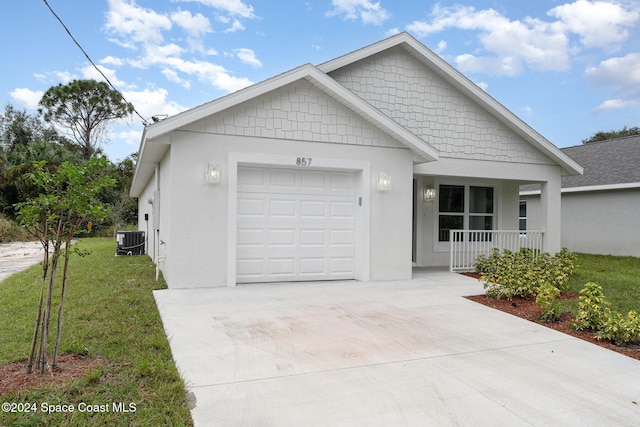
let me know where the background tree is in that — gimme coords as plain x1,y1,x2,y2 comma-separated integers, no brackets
0,105,81,218
582,126,640,144
39,80,134,160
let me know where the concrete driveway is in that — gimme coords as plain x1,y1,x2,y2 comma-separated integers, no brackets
154,269,640,426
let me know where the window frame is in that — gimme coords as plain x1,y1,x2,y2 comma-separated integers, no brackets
435,182,498,246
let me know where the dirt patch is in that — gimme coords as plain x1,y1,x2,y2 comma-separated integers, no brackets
464,273,640,361
0,354,103,395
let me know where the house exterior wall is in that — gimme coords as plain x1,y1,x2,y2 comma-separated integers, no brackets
156,130,414,288
523,189,640,257
329,47,555,165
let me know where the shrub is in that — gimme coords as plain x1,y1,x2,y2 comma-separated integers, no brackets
536,282,561,322
476,247,576,300
594,311,640,344
0,214,33,243
572,282,611,331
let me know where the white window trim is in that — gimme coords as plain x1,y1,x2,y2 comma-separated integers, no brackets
433,179,499,252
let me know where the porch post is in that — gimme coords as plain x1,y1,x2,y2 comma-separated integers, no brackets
540,173,562,254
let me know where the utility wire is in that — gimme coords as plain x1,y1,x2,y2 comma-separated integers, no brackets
42,0,149,125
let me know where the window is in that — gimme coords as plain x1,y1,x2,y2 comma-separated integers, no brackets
438,184,495,242
519,200,527,231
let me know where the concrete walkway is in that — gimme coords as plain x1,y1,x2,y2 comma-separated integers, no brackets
154,269,640,426
0,241,45,282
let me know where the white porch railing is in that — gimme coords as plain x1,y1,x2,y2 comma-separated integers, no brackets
449,230,545,272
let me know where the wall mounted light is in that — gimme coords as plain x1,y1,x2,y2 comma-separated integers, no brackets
377,173,391,191
423,186,436,201
206,163,221,184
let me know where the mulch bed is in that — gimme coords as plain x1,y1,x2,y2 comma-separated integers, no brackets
0,354,103,395
463,273,640,361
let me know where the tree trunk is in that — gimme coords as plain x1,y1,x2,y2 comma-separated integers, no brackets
53,233,74,368
39,219,63,374
26,236,49,374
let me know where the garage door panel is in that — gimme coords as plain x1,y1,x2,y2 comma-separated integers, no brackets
269,199,297,217
330,201,355,218
300,229,325,246
268,229,296,246
237,228,264,246
237,166,356,283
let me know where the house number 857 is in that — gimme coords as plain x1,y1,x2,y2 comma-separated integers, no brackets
296,157,312,166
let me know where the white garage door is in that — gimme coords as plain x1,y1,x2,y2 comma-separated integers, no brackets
237,166,357,283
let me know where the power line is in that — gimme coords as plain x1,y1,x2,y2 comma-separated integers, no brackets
42,0,149,125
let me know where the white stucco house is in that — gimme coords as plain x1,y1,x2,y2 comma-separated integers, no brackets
130,32,582,288
521,135,640,257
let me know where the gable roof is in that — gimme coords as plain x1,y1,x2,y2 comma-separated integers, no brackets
132,32,583,197
319,32,583,177
131,62,439,197
521,135,640,193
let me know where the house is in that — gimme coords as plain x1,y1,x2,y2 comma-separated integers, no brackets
130,32,582,288
520,135,640,257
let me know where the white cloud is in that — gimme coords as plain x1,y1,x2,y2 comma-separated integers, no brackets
585,52,640,112
405,1,640,76
327,0,391,25
548,0,639,49
171,9,212,37
162,68,192,89
10,88,43,109
101,56,125,67
592,98,639,113
585,52,640,89
122,87,188,120
163,58,253,93
406,5,570,75
235,48,262,68
223,19,245,33
435,40,447,54
105,0,172,47
80,64,132,89
177,0,255,19
117,129,143,146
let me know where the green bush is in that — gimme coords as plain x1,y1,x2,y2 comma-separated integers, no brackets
476,247,576,300
594,311,640,344
536,282,561,322
573,282,611,331
573,282,640,344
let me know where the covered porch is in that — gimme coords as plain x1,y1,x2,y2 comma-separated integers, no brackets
412,158,563,272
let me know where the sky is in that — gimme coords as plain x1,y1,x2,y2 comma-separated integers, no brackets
1,0,639,161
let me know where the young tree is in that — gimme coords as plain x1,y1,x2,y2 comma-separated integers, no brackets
16,158,115,374
39,80,135,160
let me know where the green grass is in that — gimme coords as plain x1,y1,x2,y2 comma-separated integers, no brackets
0,238,192,426
560,253,640,315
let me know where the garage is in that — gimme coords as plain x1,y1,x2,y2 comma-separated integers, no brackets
236,166,357,283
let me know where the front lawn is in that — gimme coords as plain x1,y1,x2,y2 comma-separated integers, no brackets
565,253,640,314
0,238,192,426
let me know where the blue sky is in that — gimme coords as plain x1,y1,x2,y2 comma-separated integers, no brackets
1,0,639,161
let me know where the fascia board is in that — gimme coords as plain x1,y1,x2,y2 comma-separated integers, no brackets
519,182,640,197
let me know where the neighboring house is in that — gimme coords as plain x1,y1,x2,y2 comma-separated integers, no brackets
130,32,582,288
521,135,640,257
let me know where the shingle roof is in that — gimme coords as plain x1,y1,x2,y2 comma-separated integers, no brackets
560,135,640,188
